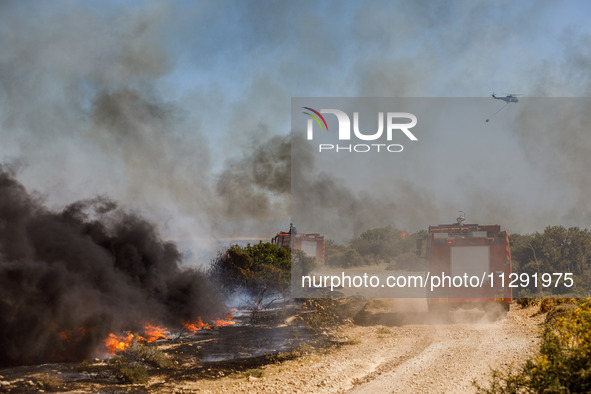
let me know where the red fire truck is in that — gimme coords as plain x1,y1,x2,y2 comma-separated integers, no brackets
272,223,325,265
427,213,512,313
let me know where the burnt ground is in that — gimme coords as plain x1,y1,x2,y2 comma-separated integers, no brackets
0,303,346,393
0,299,543,393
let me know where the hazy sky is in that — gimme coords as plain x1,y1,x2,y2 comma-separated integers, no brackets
1,1,591,257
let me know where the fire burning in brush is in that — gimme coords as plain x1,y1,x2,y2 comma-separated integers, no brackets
213,313,236,328
103,314,236,355
143,323,169,342
183,314,236,333
104,333,135,354
0,170,226,367
183,317,211,333
103,323,170,355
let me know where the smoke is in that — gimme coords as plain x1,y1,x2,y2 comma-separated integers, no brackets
2,2,591,368
214,134,291,233
511,98,591,227
2,2,591,245
288,134,442,240
210,132,441,241
0,2,218,251
0,170,224,367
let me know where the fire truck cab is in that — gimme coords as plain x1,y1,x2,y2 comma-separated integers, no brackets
427,214,512,313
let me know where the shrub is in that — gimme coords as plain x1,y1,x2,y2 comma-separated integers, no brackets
121,337,174,369
326,246,364,268
475,299,591,393
544,303,579,325
538,297,576,314
37,374,63,391
104,335,174,384
117,364,149,384
376,326,392,335
242,368,265,378
77,359,93,372
298,298,340,332
107,356,149,384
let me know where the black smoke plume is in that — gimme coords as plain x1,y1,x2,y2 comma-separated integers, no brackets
0,170,224,367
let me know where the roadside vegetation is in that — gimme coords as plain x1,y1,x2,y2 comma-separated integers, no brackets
475,298,591,393
297,298,341,332
509,226,591,297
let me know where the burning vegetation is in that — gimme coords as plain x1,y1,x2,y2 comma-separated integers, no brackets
0,166,328,388
0,170,226,367
102,315,236,356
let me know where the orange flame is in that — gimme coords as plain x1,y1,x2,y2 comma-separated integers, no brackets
143,323,169,342
184,314,235,332
213,313,235,327
184,316,211,333
103,313,236,354
103,322,171,355
104,333,134,354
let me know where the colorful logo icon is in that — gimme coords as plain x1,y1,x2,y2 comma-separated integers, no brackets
302,107,328,131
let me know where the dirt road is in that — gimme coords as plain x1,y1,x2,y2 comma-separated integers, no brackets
0,300,542,393
192,300,543,393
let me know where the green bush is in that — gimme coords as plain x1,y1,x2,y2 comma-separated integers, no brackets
298,298,340,332
121,337,174,369
376,326,392,335
242,368,265,378
350,227,410,260
538,297,576,314
107,356,149,384
475,299,591,393
544,303,579,325
326,247,364,267
117,363,149,384
209,242,297,308
104,335,174,384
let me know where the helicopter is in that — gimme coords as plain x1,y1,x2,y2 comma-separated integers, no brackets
486,92,521,122
491,93,520,103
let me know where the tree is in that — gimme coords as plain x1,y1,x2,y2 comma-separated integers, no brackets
209,242,314,308
324,240,364,267
325,229,427,268
510,226,591,296
349,226,410,262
